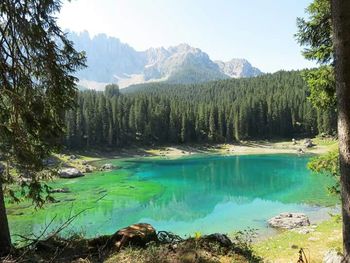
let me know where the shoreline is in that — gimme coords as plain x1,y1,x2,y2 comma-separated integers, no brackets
7,137,340,262
58,137,340,242
65,138,337,164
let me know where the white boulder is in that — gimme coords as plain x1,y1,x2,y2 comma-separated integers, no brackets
58,168,84,178
323,250,344,263
268,212,310,229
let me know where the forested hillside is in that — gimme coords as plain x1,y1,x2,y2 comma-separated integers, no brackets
64,71,336,149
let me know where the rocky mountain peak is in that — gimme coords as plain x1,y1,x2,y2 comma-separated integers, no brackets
215,58,262,78
68,31,263,89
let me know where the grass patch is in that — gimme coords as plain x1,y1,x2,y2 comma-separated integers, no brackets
312,137,338,148
253,216,342,262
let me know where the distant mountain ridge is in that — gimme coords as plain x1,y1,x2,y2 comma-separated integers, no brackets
215,59,262,78
68,31,263,89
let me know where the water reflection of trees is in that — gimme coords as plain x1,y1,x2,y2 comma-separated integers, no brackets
10,155,335,238
127,155,334,221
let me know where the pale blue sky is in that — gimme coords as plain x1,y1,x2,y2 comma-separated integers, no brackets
58,0,316,73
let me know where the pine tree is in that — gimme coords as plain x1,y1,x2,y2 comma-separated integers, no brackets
0,0,85,253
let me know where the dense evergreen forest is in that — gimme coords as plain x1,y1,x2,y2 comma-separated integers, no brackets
64,71,336,149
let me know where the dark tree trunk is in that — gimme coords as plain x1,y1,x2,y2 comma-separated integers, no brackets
0,180,11,256
331,0,350,259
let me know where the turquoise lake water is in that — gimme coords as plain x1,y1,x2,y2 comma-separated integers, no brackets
9,154,338,240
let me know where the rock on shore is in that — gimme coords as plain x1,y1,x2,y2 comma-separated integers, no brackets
268,212,310,229
323,250,344,263
89,223,157,250
58,168,84,178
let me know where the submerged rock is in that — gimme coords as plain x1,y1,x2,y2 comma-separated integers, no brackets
62,198,76,202
100,163,116,171
58,168,84,178
268,212,310,229
49,188,70,193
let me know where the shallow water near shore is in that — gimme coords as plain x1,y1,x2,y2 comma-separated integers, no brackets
9,154,338,242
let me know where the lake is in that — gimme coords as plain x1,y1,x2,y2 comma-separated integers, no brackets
8,154,338,241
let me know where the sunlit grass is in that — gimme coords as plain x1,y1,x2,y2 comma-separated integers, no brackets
253,216,342,262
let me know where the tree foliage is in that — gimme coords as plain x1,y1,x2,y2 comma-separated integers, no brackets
301,66,336,109
308,150,340,194
0,0,86,204
296,0,340,193
296,0,335,109
296,0,333,64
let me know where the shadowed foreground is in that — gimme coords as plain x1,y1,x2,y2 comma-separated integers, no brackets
1,223,261,263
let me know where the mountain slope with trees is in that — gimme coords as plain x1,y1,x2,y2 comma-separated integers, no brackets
64,70,336,149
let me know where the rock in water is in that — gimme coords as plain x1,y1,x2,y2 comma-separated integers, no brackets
323,250,344,263
112,223,157,249
49,188,70,193
82,164,94,173
58,168,84,178
268,212,310,229
100,163,115,171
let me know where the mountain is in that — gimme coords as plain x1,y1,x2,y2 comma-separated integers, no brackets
68,31,263,89
143,44,228,84
215,59,262,78
68,31,145,84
